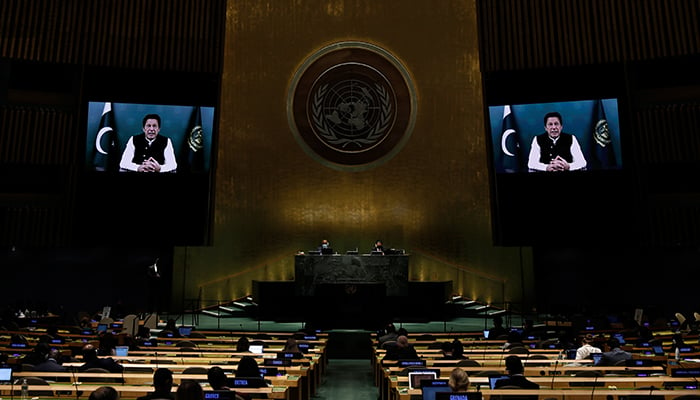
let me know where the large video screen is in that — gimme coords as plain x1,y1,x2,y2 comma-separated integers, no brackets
85,102,215,173
488,99,622,174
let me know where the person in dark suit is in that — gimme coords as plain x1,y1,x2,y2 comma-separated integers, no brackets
384,335,419,360
34,348,67,372
487,315,509,339
378,323,398,348
494,355,539,389
207,366,230,390
527,111,587,172
137,368,174,400
119,113,177,173
78,344,124,373
372,240,385,254
599,337,632,366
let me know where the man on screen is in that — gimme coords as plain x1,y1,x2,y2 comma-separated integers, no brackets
527,111,586,172
119,113,177,172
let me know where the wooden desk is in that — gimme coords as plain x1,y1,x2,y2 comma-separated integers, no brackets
378,365,667,400
0,384,289,399
294,254,409,296
13,372,301,400
395,388,700,400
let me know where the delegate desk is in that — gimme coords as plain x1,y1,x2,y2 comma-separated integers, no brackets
14,372,301,400
294,254,409,296
0,384,288,400
395,388,700,400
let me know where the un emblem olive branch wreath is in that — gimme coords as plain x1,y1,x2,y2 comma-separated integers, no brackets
311,83,393,148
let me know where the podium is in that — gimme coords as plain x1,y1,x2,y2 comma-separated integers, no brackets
294,254,409,296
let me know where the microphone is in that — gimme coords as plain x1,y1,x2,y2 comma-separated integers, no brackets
71,366,80,400
550,359,559,389
589,373,599,400
154,351,159,368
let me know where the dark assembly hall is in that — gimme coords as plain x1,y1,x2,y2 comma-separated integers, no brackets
1,1,700,400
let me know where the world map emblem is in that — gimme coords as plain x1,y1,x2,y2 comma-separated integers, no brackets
288,42,417,171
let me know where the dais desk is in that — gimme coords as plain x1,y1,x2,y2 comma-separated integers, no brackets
294,254,409,296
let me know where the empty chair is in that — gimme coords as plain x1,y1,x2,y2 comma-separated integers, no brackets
15,376,54,397
676,313,688,330
182,366,209,383
456,359,481,367
182,366,208,375
122,314,138,337
526,354,550,367
21,363,36,371
536,339,559,349
143,313,158,330
416,334,435,341
83,367,123,383
508,346,529,354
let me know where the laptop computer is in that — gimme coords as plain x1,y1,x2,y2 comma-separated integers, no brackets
249,344,264,354
178,326,193,337
566,348,577,360
591,352,604,366
0,367,12,384
488,374,510,389
96,323,109,333
115,346,129,357
408,371,437,390
435,392,483,400
652,344,664,356
613,333,626,345
420,379,452,400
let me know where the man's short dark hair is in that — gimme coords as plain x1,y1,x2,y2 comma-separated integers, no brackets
505,355,524,374
153,368,173,389
142,114,161,127
543,111,562,125
607,337,621,349
82,345,98,361
88,386,119,400
207,366,227,389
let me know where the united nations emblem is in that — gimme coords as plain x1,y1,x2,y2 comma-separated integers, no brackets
594,118,611,147
288,42,417,171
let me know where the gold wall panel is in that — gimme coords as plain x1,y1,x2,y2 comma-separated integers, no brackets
172,0,534,312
